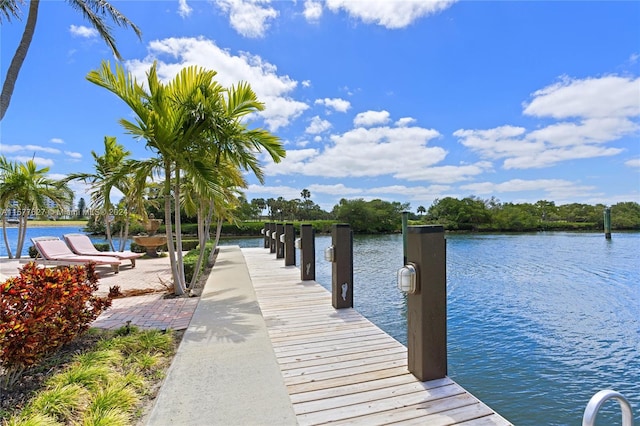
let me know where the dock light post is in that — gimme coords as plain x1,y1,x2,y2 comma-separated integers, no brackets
284,223,296,266
262,223,271,249
269,223,276,254
275,223,284,258
397,225,447,382
327,224,353,309
300,224,315,281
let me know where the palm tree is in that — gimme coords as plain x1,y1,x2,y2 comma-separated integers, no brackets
86,60,285,295
301,188,310,201
0,156,72,258
64,136,132,251
0,0,141,121
417,205,426,216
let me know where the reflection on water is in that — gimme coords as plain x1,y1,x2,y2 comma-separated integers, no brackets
221,232,639,425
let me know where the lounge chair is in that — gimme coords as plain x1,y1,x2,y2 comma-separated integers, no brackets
63,233,142,268
29,236,121,273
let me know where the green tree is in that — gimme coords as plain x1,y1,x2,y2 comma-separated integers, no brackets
0,156,72,258
611,201,640,229
87,61,285,295
0,0,141,121
417,205,426,216
77,197,86,218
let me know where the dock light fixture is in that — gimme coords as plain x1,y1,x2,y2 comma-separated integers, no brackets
272,232,277,240
324,245,335,262
261,228,265,235
397,263,418,294
280,234,285,243
295,238,302,249
266,230,271,237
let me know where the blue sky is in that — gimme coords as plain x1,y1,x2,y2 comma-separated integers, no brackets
1,0,639,212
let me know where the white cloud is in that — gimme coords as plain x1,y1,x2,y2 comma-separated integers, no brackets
178,0,193,18
64,151,83,160
69,25,98,38
302,80,311,88
523,75,640,119
264,125,445,180
215,0,278,38
14,156,54,167
315,97,351,113
303,0,323,22
50,138,64,144
397,162,493,183
353,110,390,127
460,179,599,202
456,74,640,170
126,37,308,131
395,117,416,127
625,158,640,168
1,144,61,155
308,183,363,196
325,0,456,29
305,116,332,134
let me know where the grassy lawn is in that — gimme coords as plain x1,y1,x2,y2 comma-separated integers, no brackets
1,326,180,425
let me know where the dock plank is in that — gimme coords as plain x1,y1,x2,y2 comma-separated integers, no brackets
242,248,512,425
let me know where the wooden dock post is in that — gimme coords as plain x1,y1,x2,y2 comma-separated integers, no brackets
604,207,612,239
300,224,315,281
269,222,276,254
330,224,353,309
406,225,447,381
276,223,284,258
284,223,296,266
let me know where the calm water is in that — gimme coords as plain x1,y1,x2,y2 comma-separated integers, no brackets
221,232,639,425
3,229,638,424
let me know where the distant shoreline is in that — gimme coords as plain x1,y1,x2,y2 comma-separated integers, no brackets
3,220,88,228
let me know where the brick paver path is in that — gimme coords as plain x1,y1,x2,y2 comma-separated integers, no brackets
93,293,199,331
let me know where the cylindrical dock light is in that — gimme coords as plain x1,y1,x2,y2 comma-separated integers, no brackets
300,224,315,281
275,223,284,258
398,225,447,382
604,207,612,239
284,223,295,266
269,222,276,254
329,224,353,309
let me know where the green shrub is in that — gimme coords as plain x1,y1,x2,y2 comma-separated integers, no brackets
28,245,38,258
93,243,111,252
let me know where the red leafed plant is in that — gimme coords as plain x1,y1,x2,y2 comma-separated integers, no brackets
0,262,112,389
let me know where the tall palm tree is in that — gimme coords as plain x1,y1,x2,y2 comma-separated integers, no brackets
0,156,72,258
86,60,285,295
0,0,141,121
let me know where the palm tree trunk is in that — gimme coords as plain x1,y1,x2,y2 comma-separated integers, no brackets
206,201,216,266
15,215,28,259
2,217,14,259
1,0,40,121
173,169,186,289
164,161,185,295
189,203,207,288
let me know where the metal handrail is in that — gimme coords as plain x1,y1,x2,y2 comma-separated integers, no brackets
582,389,634,426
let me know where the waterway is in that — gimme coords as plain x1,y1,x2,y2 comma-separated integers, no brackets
2,228,638,424
221,232,639,425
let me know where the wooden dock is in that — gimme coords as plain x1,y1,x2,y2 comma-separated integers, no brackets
242,248,512,426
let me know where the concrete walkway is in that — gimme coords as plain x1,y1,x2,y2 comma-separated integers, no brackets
146,245,297,426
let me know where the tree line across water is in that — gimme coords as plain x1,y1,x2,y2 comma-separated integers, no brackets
221,195,640,234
